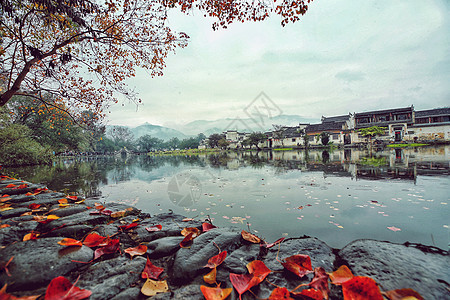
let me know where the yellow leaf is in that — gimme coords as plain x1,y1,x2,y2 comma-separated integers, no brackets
46,215,60,220
0,207,14,212
59,203,70,207
75,199,85,204
141,279,169,296
203,267,217,285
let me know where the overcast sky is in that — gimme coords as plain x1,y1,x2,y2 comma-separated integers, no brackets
107,0,450,128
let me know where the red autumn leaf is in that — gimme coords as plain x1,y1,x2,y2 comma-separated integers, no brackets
341,276,384,300
58,238,82,247
100,209,112,216
202,222,217,232
67,195,78,201
247,260,271,287
124,244,147,258
200,285,232,300
45,276,91,300
329,265,354,285
179,232,194,248
0,224,11,229
118,222,138,231
31,188,48,195
269,287,293,299
229,272,254,300
58,198,68,204
28,203,41,210
241,230,261,243
1,194,10,197
203,267,217,285
281,254,312,278
261,237,285,248
181,227,201,238
93,238,120,260
83,233,105,247
308,267,329,300
292,288,323,300
383,288,424,300
141,257,164,280
5,184,16,188
12,184,28,189
145,225,162,232
204,250,227,268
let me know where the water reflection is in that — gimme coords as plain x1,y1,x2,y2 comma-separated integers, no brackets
6,146,449,249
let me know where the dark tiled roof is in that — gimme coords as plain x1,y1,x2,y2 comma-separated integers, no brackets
355,106,413,117
322,115,350,123
305,122,343,133
415,107,450,117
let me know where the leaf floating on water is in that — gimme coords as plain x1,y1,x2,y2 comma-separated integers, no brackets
387,226,401,232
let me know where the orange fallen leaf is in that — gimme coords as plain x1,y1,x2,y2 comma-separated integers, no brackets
5,184,16,188
205,250,227,268
383,288,424,300
46,215,60,220
241,230,261,243
58,198,68,204
111,210,126,218
83,232,106,247
124,244,147,259
329,265,354,285
0,256,14,277
230,260,271,300
0,224,11,229
0,197,11,203
292,288,323,300
308,267,329,300
58,238,82,247
269,287,293,299
341,276,383,300
181,227,201,238
67,195,78,201
182,217,195,222
281,254,312,278
203,267,217,285
200,285,232,300
141,279,169,296
23,232,40,241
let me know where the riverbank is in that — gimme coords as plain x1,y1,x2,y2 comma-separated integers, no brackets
0,176,448,299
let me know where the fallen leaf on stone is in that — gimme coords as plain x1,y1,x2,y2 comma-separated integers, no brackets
0,197,11,202
94,203,105,211
383,288,424,300
58,199,68,204
141,257,164,280
200,285,232,300
261,237,285,248
0,283,39,299
0,224,11,229
75,199,85,204
202,222,217,232
341,276,383,300
66,195,78,201
181,227,201,238
203,267,217,285
118,222,138,231
45,276,91,300
28,203,41,210
204,250,227,268
179,232,194,248
145,225,162,232
12,184,28,189
93,238,120,260
0,256,14,277
83,232,106,247
58,238,82,247
111,210,127,218
23,232,40,241
329,265,354,285
229,272,254,300
269,287,292,299
281,254,312,278
292,288,323,300
230,260,271,299
182,217,195,222
5,184,16,188
124,244,147,259
46,215,60,220
387,226,401,232
141,278,169,296
241,230,261,243
308,267,329,300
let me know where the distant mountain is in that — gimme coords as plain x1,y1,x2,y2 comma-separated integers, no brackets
178,114,318,135
106,123,187,141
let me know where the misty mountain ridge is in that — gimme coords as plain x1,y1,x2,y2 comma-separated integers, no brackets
107,115,318,140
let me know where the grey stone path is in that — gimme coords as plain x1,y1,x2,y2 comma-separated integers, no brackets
0,177,448,299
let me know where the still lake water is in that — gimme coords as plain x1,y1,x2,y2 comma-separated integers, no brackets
7,146,450,250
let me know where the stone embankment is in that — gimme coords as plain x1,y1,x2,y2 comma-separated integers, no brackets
0,177,448,299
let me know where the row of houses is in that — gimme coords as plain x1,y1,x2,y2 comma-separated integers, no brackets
199,106,450,149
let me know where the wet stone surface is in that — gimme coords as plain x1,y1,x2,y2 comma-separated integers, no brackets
0,177,448,299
